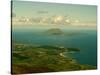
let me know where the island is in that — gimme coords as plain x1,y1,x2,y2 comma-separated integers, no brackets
45,28,64,35
12,44,96,74
45,28,86,36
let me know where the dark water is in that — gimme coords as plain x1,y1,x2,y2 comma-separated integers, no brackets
12,26,97,66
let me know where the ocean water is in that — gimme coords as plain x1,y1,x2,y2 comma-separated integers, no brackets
12,26,97,66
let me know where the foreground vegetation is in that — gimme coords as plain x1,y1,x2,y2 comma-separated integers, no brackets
12,44,96,74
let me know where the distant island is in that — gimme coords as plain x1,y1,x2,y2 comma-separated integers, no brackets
46,28,64,35
45,28,86,36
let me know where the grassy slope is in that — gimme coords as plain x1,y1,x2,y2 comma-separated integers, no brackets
12,44,96,74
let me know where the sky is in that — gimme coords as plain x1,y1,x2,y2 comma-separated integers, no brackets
12,1,97,27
